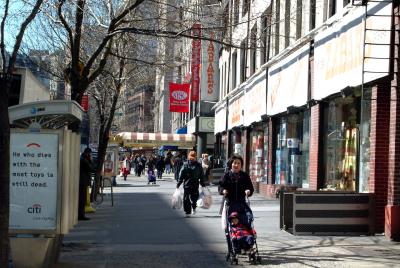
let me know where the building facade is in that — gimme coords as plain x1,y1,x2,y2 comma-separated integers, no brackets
214,0,399,240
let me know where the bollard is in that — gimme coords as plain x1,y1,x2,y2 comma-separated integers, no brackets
85,186,96,213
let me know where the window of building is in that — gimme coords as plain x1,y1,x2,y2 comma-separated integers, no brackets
322,96,360,191
234,0,239,26
242,0,249,17
250,25,257,75
232,51,237,89
263,125,269,183
260,8,272,65
249,125,268,182
325,0,336,21
274,112,309,187
284,0,290,48
310,0,316,30
359,88,371,192
274,0,280,56
240,39,246,84
296,0,303,39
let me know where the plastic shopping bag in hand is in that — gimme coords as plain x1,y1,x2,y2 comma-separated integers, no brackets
221,202,227,230
200,187,212,209
197,187,213,209
171,188,182,209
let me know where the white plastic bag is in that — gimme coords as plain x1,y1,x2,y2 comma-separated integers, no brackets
221,202,227,230
171,188,182,209
197,187,213,209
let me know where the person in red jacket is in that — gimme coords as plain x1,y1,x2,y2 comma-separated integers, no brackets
229,211,256,254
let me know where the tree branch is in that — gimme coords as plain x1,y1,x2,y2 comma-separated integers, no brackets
8,0,44,74
57,0,74,53
0,0,10,76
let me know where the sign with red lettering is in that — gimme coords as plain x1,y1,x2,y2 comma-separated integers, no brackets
169,83,190,113
191,23,201,102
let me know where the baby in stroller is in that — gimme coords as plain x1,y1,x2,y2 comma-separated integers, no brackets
225,202,260,265
228,211,256,254
147,170,156,185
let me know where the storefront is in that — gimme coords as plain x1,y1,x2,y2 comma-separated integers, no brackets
228,93,244,157
266,44,310,189
244,70,268,182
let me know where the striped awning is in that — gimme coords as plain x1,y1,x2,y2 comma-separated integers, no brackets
112,132,195,148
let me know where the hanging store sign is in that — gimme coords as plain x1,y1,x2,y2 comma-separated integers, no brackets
169,83,190,113
200,32,219,102
228,94,244,129
267,44,309,115
10,132,59,230
191,23,202,102
199,117,215,133
244,70,267,126
314,2,392,100
214,106,227,134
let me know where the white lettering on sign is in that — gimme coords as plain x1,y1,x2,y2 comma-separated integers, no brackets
172,90,188,101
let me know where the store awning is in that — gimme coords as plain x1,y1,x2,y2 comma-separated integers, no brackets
175,126,187,134
112,132,195,148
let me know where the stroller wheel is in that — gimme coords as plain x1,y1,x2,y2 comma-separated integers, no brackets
226,253,230,262
230,255,238,265
257,256,262,264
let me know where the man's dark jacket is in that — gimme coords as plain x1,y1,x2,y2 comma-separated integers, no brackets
177,160,206,189
80,157,93,187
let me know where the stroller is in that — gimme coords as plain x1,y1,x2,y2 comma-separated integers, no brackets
147,170,156,185
224,199,261,265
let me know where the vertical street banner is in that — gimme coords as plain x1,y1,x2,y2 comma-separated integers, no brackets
191,23,201,102
81,94,89,111
169,83,190,113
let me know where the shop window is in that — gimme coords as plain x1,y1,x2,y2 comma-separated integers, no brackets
359,89,371,192
322,96,360,191
249,127,266,182
302,110,310,188
263,125,269,183
274,113,306,186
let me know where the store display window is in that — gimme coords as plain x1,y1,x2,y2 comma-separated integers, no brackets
322,96,360,191
359,89,371,192
274,112,309,186
249,126,266,182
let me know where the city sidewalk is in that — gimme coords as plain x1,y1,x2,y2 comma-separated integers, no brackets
56,173,400,268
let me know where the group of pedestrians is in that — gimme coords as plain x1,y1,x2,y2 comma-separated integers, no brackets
79,146,256,262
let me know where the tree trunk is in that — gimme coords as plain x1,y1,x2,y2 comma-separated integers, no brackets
0,78,11,267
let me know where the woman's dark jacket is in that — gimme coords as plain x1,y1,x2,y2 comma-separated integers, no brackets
177,160,206,189
219,170,254,203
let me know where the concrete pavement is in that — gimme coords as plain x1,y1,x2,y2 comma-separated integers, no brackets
56,173,400,268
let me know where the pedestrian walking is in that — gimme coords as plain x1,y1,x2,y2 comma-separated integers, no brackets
176,151,206,217
165,155,172,174
79,148,93,221
219,154,254,204
173,153,183,181
156,155,165,180
201,153,211,185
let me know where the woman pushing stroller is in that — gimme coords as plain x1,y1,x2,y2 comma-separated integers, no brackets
219,155,261,265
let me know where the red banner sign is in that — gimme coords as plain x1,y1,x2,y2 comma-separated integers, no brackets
81,94,88,111
191,23,201,102
169,83,190,113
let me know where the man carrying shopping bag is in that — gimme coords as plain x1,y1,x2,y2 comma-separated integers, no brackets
176,151,206,217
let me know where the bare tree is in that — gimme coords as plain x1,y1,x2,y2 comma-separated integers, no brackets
0,1,45,265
